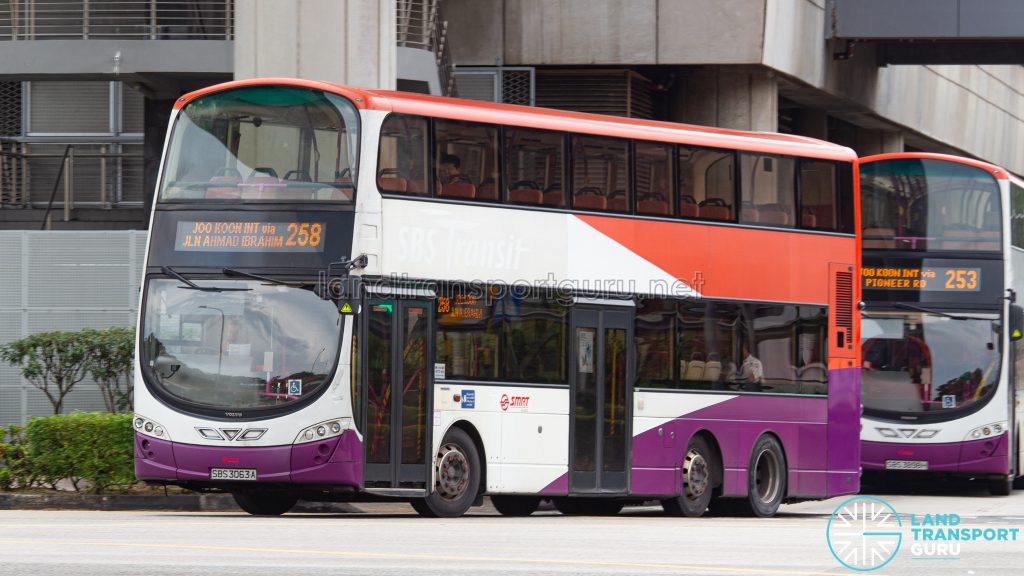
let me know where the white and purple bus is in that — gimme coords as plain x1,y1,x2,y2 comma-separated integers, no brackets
860,152,1024,494
133,78,861,517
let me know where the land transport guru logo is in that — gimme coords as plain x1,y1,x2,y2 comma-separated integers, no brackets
826,495,1020,571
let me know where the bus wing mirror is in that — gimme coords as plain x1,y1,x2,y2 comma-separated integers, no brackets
1010,304,1024,341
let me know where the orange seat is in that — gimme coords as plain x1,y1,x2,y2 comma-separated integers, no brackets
378,176,408,193
638,199,669,215
679,203,699,218
509,188,542,204
477,181,498,201
543,190,564,206
607,196,628,212
758,208,790,226
740,206,759,223
574,193,607,210
700,205,731,220
441,182,476,199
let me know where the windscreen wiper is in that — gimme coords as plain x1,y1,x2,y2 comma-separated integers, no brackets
162,266,251,292
222,268,315,289
893,302,993,322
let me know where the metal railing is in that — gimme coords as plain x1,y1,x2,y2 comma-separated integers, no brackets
396,0,457,97
0,141,144,224
0,0,234,40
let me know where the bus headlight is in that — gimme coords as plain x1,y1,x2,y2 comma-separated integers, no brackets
965,422,1007,441
134,415,170,440
294,419,351,444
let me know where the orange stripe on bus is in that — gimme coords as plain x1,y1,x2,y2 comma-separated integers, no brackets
576,214,854,304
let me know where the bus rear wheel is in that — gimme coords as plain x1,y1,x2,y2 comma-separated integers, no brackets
232,491,300,516
412,427,481,518
744,435,787,517
491,495,541,516
662,435,716,517
553,498,623,516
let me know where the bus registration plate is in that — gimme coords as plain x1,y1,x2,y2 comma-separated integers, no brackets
210,468,258,481
885,460,928,471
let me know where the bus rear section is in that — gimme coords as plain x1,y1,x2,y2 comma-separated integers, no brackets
859,153,1024,495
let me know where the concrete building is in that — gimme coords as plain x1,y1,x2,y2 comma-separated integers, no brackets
0,0,1021,422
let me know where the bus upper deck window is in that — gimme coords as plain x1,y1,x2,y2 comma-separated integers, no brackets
159,86,359,203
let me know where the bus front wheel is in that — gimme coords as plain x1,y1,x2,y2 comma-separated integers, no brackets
989,476,1013,496
663,435,716,517
412,427,481,518
232,491,299,516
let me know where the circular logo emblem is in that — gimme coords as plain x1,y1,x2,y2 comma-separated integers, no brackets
826,495,902,572
500,394,510,411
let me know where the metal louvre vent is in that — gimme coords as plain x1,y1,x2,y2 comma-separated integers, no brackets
835,271,854,330
452,67,534,106
0,82,21,136
29,81,111,134
535,70,654,119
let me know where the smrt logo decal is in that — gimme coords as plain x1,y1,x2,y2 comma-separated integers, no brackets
500,393,529,411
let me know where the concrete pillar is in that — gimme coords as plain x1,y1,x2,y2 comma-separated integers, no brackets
670,66,777,132
880,131,904,153
234,0,396,89
852,128,904,157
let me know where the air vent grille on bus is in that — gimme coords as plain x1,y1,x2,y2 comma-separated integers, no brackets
835,271,854,329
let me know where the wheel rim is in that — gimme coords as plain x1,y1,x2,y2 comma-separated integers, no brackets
683,448,710,501
753,448,781,504
436,443,470,500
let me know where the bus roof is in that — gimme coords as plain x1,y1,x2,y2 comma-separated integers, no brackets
176,77,857,162
860,152,1010,181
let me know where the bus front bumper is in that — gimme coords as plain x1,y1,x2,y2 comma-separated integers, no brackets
861,433,1008,475
134,430,363,486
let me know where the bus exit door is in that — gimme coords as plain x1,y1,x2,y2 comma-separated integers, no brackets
361,299,432,490
570,306,633,494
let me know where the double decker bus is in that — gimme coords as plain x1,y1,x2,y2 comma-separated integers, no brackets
134,78,861,517
859,153,1024,494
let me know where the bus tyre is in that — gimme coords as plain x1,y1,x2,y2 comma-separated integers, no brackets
989,477,1013,496
553,498,623,516
662,435,715,517
745,435,787,517
232,491,299,516
491,495,541,516
413,427,481,518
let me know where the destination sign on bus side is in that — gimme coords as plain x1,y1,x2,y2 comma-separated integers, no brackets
862,266,980,292
174,220,326,253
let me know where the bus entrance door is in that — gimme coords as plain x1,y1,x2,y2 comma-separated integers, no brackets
362,300,432,491
570,307,633,494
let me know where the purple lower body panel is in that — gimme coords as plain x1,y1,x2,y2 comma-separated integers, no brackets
862,433,1009,475
542,367,861,499
134,430,363,486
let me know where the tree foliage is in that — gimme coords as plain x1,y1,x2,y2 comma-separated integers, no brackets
0,330,94,415
87,327,136,412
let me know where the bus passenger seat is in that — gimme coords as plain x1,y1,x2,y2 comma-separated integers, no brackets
377,174,408,193
684,353,705,381
801,208,817,228
699,204,730,220
608,190,628,211
679,196,699,218
740,205,760,223
441,182,476,199
638,199,669,215
476,179,498,200
574,192,607,210
509,188,543,205
758,207,790,226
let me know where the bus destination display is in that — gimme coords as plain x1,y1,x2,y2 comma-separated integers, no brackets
175,221,325,253
862,266,980,292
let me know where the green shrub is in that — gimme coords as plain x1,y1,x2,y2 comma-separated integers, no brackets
24,413,135,493
0,425,34,490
